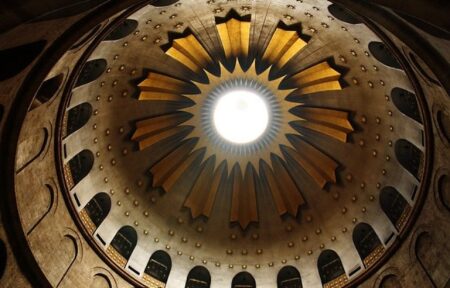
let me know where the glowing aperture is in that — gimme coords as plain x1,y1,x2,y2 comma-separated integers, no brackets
213,89,269,144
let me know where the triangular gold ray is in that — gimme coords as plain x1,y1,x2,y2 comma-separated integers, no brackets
292,107,354,142
230,164,258,229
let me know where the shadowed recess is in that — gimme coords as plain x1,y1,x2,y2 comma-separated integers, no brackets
144,250,172,286
104,19,138,41
277,266,302,288
380,186,411,231
327,3,362,24
75,59,107,87
232,272,256,288
369,41,401,69
185,266,211,288
0,40,46,80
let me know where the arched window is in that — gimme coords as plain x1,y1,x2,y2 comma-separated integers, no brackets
352,223,384,268
75,59,107,87
107,226,137,267
82,193,111,234
395,139,423,179
317,250,348,287
391,88,422,123
0,239,6,279
185,266,211,288
31,73,64,109
105,19,138,41
66,150,94,189
277,266,302,288
368,41,401,69
232,272,256,288
327,4,361,24
380,187,411,231
145,250,172,285
65,103,93,137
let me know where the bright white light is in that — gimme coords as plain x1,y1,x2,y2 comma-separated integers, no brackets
213,89,269,144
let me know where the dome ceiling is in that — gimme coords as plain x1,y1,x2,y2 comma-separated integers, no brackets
56,0,427,287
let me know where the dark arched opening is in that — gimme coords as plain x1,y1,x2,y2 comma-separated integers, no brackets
395,139,423,179
352,223,384,268
108,226,138,267
380,186,411,230
368,41,401,69
391,88,422,123
75,59,107,87
66,102,93,136
83,192,111,232
67,150,94,188
277,266,302,288
105,19,138,40
232,271,256,288
32,73,64,108
318,250,347,287
145,250,172,284
327,4,362,24
185,266,211,288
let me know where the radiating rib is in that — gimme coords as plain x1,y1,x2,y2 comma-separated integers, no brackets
230,164,258,229
292,107,354,142
262,28,307,69
159,149,204,193
290,61,342,95
166,34,213,73
184,158,227,218
138,72,195,101
217,18,251,59
261,158,304,217
284,137,338,188
136,126,190,151
150,139,197,189
132,112,191,142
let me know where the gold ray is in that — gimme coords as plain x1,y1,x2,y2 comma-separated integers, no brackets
137,126,189,151
230,164,258,229
166,34,213,73
138,72,195,101
159,149,204,193
132,113,191,142
217,18,251,59
184,158,227,218
261,159,304,217
284,138,338,188
262,27,307,69
150,140,197,189
292,107,354,142
290,61,342,95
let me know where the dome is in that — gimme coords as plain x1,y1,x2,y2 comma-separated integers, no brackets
1,0,449,288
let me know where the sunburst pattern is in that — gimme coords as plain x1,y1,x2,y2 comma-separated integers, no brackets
132,16,354,229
